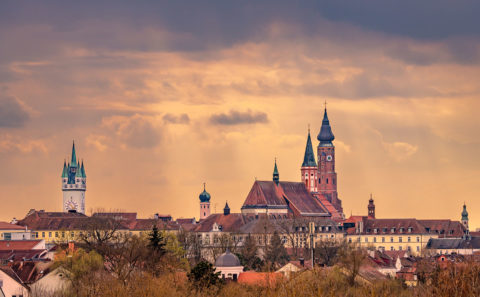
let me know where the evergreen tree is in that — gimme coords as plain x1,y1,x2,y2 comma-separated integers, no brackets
240,233,263,270
265,231,289,268
148,225,166,256
188,261,223,290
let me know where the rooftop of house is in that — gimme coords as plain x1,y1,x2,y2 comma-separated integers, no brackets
0,240,44,251
0,222,27,230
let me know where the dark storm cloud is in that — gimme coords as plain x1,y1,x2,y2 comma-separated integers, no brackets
2,1,480,52
209,110,269,126
0,95,30,127
162,113,190,124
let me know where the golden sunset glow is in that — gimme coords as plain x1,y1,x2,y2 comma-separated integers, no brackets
1,2,480,229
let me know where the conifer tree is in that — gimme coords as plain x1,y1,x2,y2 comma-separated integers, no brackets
148,224,166,256
265,231,289,268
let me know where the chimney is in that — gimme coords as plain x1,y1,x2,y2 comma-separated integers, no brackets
68,242,75,253
154,213,159,219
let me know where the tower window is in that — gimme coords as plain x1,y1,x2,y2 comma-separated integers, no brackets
319,178,321,184
333,178,336,185
326,178,329,184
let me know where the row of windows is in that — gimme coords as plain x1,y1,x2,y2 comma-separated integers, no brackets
348,236,421,243
36,231,78,238
378,246,421,252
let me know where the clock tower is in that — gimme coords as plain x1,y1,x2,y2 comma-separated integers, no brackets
62,141,86,214
316,108,342,211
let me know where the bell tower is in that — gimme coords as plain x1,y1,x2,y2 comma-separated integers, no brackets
199,183,211,220
316,107,342,213
301,126,317,192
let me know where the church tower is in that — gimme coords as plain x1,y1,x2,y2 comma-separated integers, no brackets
62,141,86,214
316,107,342,212
368,195,375,219
461,203,469,232
199,183,211,220
301,128,317,192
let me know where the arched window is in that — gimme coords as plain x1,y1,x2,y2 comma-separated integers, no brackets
333,178,336,185
326,178,329,184
305,179,308,187
319,178,321,184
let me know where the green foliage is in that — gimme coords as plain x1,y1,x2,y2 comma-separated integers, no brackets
187,261,224,290
239,234,263,271
149,225,166,255
265,231,289,268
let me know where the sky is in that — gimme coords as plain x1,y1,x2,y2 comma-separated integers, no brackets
1,1,480,227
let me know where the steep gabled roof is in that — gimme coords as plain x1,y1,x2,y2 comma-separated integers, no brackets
242,181,287,208
193,213,245,232
279,182,329,216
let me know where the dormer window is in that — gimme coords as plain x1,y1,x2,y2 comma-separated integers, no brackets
391,228,395,233
399,228,404,233
383,228,388,233
408,227,413,233
374,228,378,234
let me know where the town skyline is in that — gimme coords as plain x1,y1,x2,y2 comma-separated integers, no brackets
1,1,480,228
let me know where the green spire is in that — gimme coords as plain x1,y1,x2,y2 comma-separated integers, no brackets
302,127,317,167
76,163,83,177
81,160,86,178
61,160,68,178
462,203,469,221
71,141,77,167
273,158,279,185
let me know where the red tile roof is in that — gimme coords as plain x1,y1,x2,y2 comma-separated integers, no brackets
237,271,283,287
92,213,137,220
242,181,330,216
0,250,48,261
193,213,245,232
0,222,26,230
418,220,465,237
0,240,44,251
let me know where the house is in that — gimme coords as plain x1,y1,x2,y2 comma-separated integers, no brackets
0,266,29,297
426,237,480,255
277,259,312,279
0,240,45,251
0,222,31,241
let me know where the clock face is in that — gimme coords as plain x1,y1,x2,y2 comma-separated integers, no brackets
326,155,333,162
65,198,78,211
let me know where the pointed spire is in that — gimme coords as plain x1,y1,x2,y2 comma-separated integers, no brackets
76,160,83,177
224,201,230,215
273,158,279,185
61,160,68,178
81,160,86,178
317,107,335,145
302,128,317,167
71,141,77,167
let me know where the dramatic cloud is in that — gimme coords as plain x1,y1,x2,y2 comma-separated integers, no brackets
0,134,47,153
209,110,269,126
102,114,161,149
0,95,30,127
162,113,190,124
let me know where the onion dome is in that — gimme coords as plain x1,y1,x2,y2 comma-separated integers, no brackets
462,204,469,221
302,128,316,167
199,183,211,202
317,108,335,145
215,249,241,267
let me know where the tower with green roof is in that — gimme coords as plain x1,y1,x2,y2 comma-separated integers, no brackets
199,183,211,220
61,141,87,214
301,127,317,192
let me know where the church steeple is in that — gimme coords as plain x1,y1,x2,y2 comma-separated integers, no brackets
317,108,335,146
302,128,317,167
273,159,279,185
